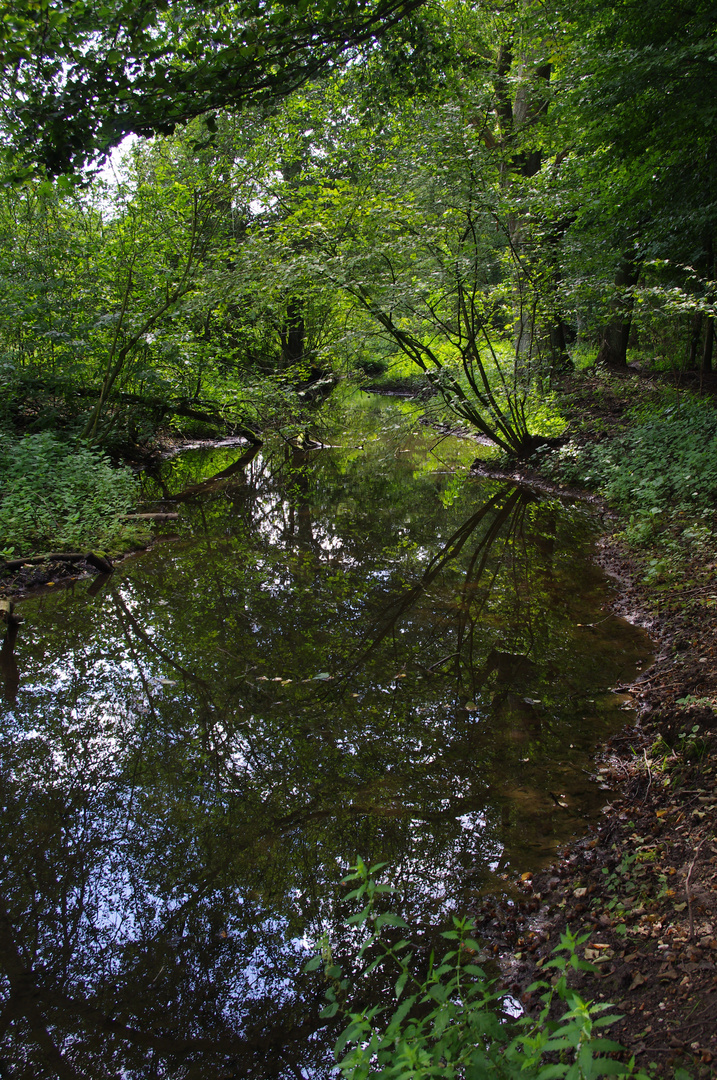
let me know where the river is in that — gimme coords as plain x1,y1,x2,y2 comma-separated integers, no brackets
0,394,652,1078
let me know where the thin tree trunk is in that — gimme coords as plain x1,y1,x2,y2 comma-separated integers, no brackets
702,318,714,374
701,239,714,375
280,297,305,367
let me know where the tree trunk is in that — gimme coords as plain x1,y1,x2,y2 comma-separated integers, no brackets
702,318,714,374
701,239,714,374
494,44,563,362
596,257,641,369
280,297,305,367
688,311,703,369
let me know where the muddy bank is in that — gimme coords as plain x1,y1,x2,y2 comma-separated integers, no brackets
464,374,717,1076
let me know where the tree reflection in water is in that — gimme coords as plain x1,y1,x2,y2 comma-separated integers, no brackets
0,422,651,1078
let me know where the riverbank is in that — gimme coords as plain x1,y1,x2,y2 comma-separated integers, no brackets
472,371,717,1079
0,433,258,601
503,537,717,1078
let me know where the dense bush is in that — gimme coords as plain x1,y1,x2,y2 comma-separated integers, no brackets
0,432,141,556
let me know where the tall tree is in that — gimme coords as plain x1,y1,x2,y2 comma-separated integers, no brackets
556,0,717,366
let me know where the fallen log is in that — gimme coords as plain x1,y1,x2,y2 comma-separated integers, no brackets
1,551,114,573
85,552,114,573
166,444,261,502
1,552,87,571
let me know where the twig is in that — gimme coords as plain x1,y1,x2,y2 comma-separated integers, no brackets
641,748,653,802
425,652,461,673
679,1004,717,1032
686,833,710,940
576,613,615,629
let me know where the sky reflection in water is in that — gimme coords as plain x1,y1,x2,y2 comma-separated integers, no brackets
0,400,652,1078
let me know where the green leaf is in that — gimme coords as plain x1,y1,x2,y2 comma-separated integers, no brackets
347,904,371,925
375,913,409,929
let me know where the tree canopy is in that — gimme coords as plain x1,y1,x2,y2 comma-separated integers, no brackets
1,0,716,459
1,0,428,176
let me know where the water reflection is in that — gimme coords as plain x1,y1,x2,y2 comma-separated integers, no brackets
0,617,19,703
0,414,651,1077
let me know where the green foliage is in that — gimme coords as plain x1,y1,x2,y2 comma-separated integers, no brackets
308,859,649,1080
0,0,427,178
561,0,717,267
598,402,717,515
676,724,708,763
0,432,143,555
1,0,716,459
544,398,717,551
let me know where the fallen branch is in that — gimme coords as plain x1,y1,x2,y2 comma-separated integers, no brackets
121,513,180,520
1,551,113,574
641,748,653,802
685,833,710,940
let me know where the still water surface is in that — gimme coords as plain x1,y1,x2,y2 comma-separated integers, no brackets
0,398,651,1078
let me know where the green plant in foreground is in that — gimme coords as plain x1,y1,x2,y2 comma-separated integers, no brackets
307,859,651,1079
0,431,145,556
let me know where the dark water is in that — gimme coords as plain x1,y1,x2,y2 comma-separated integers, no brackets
0,398,651,1078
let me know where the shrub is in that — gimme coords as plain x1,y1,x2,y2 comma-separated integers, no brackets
0,432,142,556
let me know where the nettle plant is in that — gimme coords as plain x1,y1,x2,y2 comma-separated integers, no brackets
0,431,141,556
306,859,650,1080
